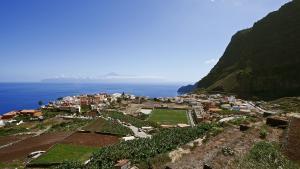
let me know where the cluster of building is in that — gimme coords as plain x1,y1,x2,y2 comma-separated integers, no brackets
0,93,143,127
177,93,261,123
42,93,144,114
0,109,43,126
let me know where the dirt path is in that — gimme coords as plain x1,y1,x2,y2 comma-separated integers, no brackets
165,123,283,169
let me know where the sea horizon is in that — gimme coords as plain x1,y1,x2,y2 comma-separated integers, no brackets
0,82,184,114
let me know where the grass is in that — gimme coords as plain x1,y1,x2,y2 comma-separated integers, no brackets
229,116,256,126
42,109,71,118
267,97,300,113
48,119,92,132
138,153,171,169
83,118,133,136
102,111,158,128
30,144,98,165
0,126,29,136
148,109,188,125
80,105,91,113
88,124,214,168
0,160,24,169
259,126,268,139
237,141,300,169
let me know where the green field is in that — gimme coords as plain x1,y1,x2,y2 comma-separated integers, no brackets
83,118,133,136
30,144,98,165
102,111,158,128
148,109,188,125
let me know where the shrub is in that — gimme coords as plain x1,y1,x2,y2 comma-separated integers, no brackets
259,129,268,139
102,111,158,128
57,123,216,168
238,141,300,169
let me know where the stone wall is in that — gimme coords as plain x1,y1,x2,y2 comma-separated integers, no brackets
285,114,300,163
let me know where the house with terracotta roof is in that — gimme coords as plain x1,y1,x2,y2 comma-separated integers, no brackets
20,110,43,117
1,111,19,120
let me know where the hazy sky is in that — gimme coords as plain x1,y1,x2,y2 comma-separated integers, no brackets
0,0,290,84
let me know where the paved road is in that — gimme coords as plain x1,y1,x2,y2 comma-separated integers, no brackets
101,114,152,138
127,125,151,138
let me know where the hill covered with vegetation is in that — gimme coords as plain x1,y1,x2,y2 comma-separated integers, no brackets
179,0,300,100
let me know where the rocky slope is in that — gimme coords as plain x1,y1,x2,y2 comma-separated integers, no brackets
179,0,300,100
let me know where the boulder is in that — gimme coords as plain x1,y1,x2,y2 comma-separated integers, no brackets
266,116,288,128
240,124,251,131
203,163,213,169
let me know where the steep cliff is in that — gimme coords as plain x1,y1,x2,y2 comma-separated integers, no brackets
179,0,300,100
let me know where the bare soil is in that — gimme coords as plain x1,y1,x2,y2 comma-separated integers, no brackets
0,132,71,162
61,132,120,147
0,135,33,147
82,118,105,132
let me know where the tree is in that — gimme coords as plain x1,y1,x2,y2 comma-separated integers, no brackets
38,100,43,106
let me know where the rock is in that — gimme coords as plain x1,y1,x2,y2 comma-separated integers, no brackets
266,116,288,128
203,163,212,169
263,111,276,117
240,124,251,131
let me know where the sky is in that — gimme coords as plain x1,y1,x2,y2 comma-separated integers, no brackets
0,0,290,84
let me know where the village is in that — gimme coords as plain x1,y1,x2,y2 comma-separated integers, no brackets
0,92,299,169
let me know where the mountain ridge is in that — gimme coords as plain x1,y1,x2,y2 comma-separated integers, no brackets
179,0,300,100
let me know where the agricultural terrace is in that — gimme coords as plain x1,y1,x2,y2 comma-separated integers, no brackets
56,123,218,169
148,109,188,125
30,144,98,165
61,132,120,147
48,119,92,132
102,111,158,128
83,118,133,136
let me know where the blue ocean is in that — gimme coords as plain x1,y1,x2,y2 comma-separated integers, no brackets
0,83,181,114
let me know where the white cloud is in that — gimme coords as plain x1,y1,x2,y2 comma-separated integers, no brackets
204,58,218,64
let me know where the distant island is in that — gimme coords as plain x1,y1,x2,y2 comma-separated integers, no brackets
1,0,300,169
179,0,300,100
41,73,166,84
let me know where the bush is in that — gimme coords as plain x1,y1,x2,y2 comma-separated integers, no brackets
88,123,215,168
102,111,158,128
49,119,91,132
54,161,83,169
259,129,268,139
0,127,28,136
57,123,216,168
238,141,300,169
94,118,133,136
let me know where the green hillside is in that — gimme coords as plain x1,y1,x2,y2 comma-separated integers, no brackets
179,0,300,100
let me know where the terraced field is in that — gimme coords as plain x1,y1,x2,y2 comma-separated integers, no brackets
29,144,98,165
83,117,133,136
